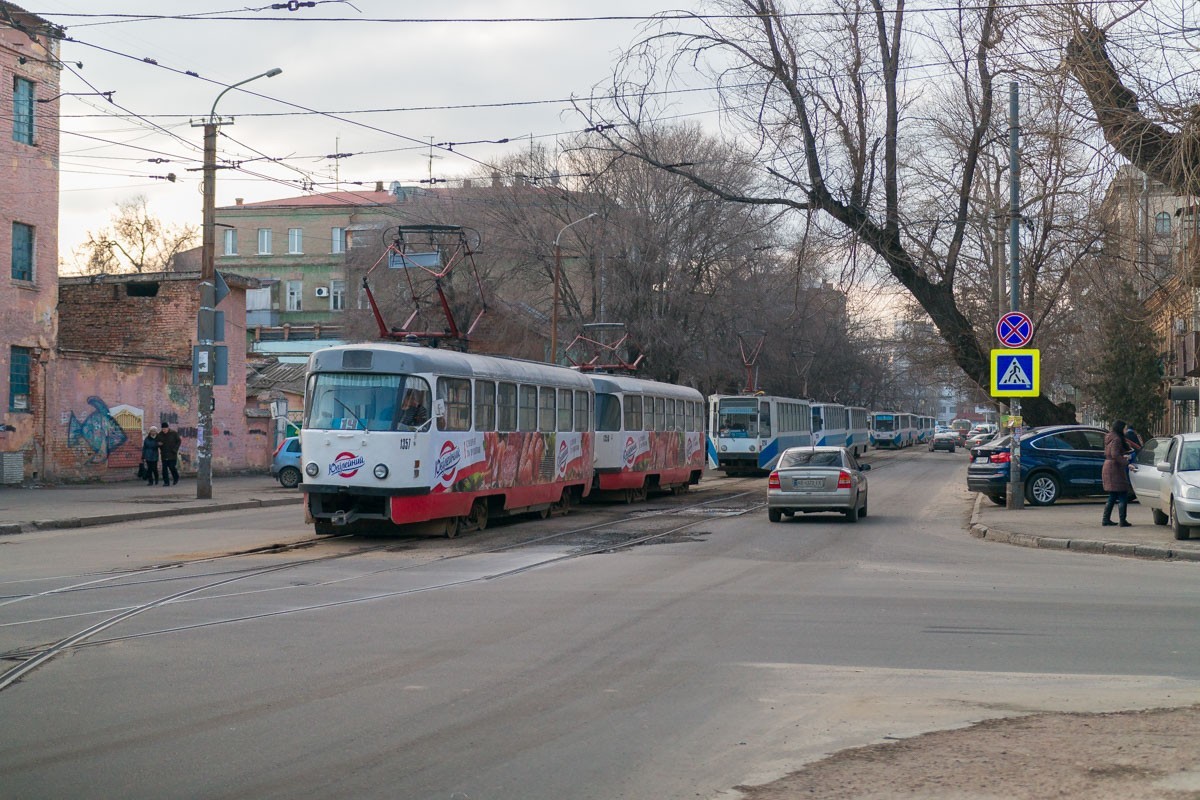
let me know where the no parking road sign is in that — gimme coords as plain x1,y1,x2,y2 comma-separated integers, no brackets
996,311,1033,348
990,349,1039,397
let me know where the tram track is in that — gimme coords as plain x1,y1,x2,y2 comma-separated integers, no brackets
0,484,762,693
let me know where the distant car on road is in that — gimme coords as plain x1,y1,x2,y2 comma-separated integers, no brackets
967,425,1109,506
929,431,958,452
271,436,301,488
767,445,870,523
964,427,999,449
1128,432,1200,540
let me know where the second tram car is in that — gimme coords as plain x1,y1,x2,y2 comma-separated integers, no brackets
870,410,916,449
590,373,705,500
845,406,870,457
811,403,848,448
301,344,595,537
708,394,813,475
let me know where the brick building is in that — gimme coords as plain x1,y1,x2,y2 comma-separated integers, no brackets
0,3,60,481
46,272,266,481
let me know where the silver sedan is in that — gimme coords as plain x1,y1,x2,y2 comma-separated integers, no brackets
766,445,870,523
1128,432,1200,540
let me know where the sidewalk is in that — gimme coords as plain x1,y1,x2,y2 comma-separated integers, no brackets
0,475,302,535
971,494,1200,562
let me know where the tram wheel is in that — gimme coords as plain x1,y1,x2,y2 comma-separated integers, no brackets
444,516,460,539
463,499,489,533
551,492,572,516
631,485,648,503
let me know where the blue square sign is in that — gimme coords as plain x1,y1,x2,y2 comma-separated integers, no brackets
990,349,1039,397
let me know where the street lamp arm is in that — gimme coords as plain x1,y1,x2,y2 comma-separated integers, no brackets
209,66,283,122
555,212,598,247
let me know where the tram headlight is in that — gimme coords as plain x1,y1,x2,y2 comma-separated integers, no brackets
373,464,389,480
720,445,727,452
305,462,319,477
749,445,756,452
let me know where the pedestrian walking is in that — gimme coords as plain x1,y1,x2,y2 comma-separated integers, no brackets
156,421,182,487
1102,418,1133,527
141,426,160,486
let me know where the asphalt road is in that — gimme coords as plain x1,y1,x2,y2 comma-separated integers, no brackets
2,450,1199,800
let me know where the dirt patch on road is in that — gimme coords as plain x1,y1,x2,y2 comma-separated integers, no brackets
735,705,1200,799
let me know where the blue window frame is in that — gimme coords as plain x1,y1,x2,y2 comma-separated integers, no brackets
13,77,33,145
10,346,31,412
11,222,33,281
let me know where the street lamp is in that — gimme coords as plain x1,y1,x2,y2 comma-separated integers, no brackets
551,213,597,363
194,66,282,499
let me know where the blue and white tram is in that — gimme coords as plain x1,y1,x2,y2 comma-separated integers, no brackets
708,394,812,475
301,343,595,537
917,415,935,444
811,402,847,448
590,373,705,500
845,406,870,457
870,410,913,449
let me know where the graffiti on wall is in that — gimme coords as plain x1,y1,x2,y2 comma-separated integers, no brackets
66,397,144,467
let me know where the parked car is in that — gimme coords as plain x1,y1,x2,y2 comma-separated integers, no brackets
966,425,1109,506
767,445,870,523
271,436,301,488
1128,433,1200,540
929,431,959,452
964,429,999,449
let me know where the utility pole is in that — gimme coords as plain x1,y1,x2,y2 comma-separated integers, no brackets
1007,81,1024,510
192,67,282,499
551,213,597,363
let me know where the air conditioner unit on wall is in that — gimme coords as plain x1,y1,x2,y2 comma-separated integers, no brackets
314,286,330,297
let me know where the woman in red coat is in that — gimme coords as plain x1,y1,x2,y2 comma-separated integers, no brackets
1101,418,1132,527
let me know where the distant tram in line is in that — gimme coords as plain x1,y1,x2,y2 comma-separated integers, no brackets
707,394,813,475
845,406,870,457
870,411,916,449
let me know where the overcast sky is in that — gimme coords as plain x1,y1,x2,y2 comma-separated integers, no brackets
27,1,712,268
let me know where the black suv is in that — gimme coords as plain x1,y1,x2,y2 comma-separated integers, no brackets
966,425,1108,506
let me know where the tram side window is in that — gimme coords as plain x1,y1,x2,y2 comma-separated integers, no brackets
597,393,621,431
654,397,665,432
575,390,590,432
497,382,517,432
760,402,772,437
664,398,675,432
475,380,496,432
518,385,537,431
642,396,654,431
557,388,573,432
538,387,556,432
437,377,472,431
623,394,642,431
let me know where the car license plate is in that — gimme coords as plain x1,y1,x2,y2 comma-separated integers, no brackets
793,478,824,489
974,456,990,464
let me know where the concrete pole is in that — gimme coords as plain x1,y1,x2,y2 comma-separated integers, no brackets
1007,81,1024,510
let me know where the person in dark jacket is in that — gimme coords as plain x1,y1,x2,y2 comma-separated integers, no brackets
1102,418,1133,527
141,426,160,486
156,421,182,487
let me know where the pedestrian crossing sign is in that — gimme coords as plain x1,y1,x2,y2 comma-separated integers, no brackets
990,349,1039,397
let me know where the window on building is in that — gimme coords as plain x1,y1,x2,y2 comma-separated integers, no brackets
13,77,33,145
11,222,33,281
246,287,271,311
9,346,31,412
1155,212,1172,236
331,227,346,254
257,228,272,255
222,228,238,256
330,279,346,311
286,280,303,311
288,228,303,254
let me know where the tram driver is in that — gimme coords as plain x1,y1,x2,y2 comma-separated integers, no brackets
397,389,429,428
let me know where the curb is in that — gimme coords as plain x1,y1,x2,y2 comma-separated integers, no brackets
969,495,1200,564
0,496,302,536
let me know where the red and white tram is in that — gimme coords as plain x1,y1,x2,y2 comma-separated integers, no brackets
301,343,594,537
589,373,705,501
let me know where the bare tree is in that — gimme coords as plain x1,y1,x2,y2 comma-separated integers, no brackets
584,0,1104,424
77,195,198,274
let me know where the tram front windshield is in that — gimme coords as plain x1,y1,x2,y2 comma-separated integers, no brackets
874,416,896,432
717,399,761,437
306,373,433,432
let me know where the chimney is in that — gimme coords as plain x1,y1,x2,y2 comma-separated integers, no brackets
235,198,243,206
491,171,502,189
462,178,473,189
375,181,384,192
